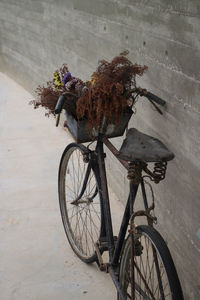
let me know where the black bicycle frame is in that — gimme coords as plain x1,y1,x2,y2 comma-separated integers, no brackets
94,135,148,299
95,136,142,264
77,135,152,299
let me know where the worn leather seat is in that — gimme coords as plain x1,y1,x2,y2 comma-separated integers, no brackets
118,128,174,162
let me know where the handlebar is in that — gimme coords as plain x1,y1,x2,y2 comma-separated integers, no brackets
55,88,166,116
126,87,166,115
127,87,166,106
55,94,66,114
54,92,77,114
145,91,166,106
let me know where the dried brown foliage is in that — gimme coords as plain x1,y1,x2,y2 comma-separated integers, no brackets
31,84,60,116
30,63,86,117
76,53,147,130
30,54,147,131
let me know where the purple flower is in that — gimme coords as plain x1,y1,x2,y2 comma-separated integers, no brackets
63,72,72,85
65,78,77,90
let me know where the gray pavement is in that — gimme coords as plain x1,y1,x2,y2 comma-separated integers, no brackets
0,73,124,300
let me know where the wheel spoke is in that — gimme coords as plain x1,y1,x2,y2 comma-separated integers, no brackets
59,145,101,262
118,227,178,300
134,261,156,300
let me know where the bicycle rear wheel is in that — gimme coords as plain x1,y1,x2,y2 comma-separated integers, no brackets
118,225,183,300
58,143,102,263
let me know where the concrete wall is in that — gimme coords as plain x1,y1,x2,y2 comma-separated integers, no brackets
0,1,200,298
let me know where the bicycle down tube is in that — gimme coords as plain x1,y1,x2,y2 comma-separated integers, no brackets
95,136,143,265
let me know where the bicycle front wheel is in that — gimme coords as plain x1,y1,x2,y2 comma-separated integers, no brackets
58,143,102,263
118,225,183,300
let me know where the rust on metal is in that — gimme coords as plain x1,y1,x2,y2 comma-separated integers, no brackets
143,161,167,184
153,161,167,183
102,137,129,169
127,162,143,184
94,243,108,272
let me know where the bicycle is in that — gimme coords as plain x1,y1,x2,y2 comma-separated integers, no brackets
55,87,184,300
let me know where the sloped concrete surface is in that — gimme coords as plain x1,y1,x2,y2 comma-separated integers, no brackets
0,73,124,300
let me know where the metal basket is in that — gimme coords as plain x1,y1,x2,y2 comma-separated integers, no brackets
64,107,133,143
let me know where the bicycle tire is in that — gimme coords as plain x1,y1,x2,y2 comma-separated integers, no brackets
118,225,183,300
58,143,102,263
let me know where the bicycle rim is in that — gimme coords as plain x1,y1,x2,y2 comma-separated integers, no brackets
59,144,102,263
118,225,183,300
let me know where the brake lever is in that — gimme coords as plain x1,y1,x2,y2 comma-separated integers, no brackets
148,99,163,115
129,87,164,115
56,113,61,127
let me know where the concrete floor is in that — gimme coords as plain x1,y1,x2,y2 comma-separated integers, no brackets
0,73,124,300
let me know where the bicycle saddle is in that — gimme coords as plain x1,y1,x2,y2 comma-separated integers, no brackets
118,128,174,162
